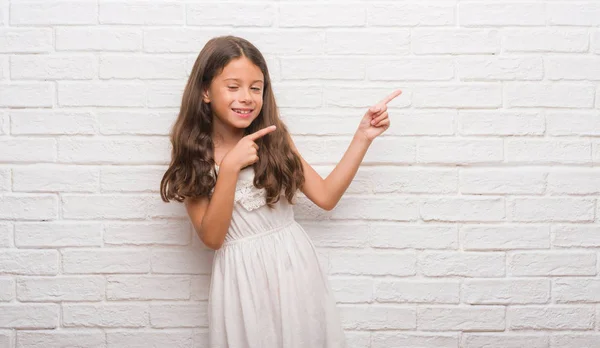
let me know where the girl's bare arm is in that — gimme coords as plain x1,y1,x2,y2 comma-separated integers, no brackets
288,133,371,211
185,166,239,250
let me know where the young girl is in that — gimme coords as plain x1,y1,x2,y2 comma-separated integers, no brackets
160,36,400,348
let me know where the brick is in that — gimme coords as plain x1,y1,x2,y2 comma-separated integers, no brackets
457,56,543,81
16,330,105,348
418,306,504,331
15,222,102,248
548,169,600,194
0,28,52,53
508,306,594,330
190,275,210,301
96,110,174,135
551,334,600,348
326,30,410,55
242,30,326,55
56,28,142,51
0,277,13,301
413,29,499,54
460,168,545,195
547,57,600,80
107,275,190,300
105,221,190,246
99,55,188,79
99,165,176,193
374,280,459,304
0,82,53,107
505,83,595,108
151,248,213,275
547,110,600,135
548,2,600,26
147,81,185,107
419,252,505,277
0,195,57,220
593,30,600,54
63,303,148,328
414,84,501,108
10,110,97,135
0,250,58,275
11,55,95,80
324,86,409,108
0,137,56,163
11,1,96,25
503,29,589,53
553,278,600,303
62,249,150,274
329,196,419,221
302,221,369,248
107,330,194,348
58,137,169,164
372,168,457,194
421,197,505,222
13,165,98,192
462,279,550,304
371,332,458,348
58,82,146,107
509,198,595,222
0,304,58,328
506,140,591,164
188,3,271,26
62,194,154,219
381,110,455,136
552,225,600,248
459,110,544,135
368,57,453,81
418,139,503,164
328,250,416,276
280,4,364,27
340,305,416,330
459,2,545,26
329,276,373,303
143,28,229,53
464,334,548,348
281,57,365,80
150,303,207,328
461,224,549,250
100,1,183,25
370,223,458,250
367,3,454,27
509,252,596,276
17,276,104,302
0,168,8,192
272,84,322,108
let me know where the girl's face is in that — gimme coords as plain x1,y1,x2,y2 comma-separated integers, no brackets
204,56,264,131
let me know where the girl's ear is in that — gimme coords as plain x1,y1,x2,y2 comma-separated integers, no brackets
202,90,210,103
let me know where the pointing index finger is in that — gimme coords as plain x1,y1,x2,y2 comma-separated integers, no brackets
247,125,277,141
378,89,403,106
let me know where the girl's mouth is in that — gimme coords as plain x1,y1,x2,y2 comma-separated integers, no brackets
232,108,253,118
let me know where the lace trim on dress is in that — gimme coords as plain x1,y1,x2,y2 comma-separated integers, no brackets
213,164,268,211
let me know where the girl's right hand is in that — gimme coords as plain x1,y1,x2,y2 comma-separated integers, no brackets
220,125,277,172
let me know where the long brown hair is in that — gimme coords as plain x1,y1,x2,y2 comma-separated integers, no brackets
160,36,304,208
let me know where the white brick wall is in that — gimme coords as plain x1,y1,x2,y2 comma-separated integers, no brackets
1,0,600,347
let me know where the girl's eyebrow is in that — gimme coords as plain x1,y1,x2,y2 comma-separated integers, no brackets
224,78,264,84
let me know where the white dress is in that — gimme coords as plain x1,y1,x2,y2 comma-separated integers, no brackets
208,164,346,348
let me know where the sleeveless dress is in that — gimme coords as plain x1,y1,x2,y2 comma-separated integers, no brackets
207,164,346,348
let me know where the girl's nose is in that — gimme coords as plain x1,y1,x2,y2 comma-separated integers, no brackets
239,89,252,103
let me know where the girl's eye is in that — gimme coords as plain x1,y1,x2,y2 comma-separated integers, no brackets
251,87,262,91
228,86,238,90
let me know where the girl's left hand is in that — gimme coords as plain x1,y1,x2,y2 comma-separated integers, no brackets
357,89,402,142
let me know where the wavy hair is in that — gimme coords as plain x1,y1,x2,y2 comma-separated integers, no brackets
160,36,304,208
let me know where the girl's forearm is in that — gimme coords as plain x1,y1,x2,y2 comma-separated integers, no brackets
322,131,372,210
